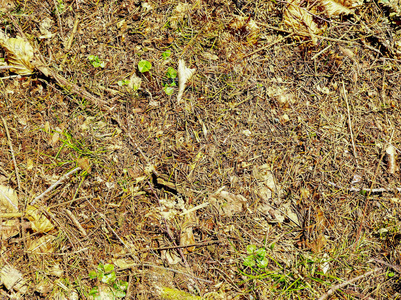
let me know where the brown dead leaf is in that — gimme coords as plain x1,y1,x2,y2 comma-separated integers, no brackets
307,233,327,253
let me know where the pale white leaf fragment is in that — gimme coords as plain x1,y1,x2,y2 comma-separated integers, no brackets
202,52,219,60
128,73,142,91
351,174,362,185
39,17,55,39
0,265,27,293
386,145,397,174
177,59,195,103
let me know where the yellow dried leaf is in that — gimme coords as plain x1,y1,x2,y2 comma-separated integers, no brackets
319,0,353,17
25,205,55,233
0,34,34,75
0,219,19,240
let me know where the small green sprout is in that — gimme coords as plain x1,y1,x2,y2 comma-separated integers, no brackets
162,50,171,60
243,245,269,269
166,66,177,79
89,263,128,299
88,55,105,68
138,60,152,73
56,0,65,13
163,66,177,95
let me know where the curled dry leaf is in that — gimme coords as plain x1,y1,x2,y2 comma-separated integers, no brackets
25,205,55,233
161,250,181,265
284,0,360,43
209,188,248,217
177,59,195,103
283,0,324,43
1,220,20,240
0,30,35,75
253,164,281,202
0,185,18,213
180,207,197,253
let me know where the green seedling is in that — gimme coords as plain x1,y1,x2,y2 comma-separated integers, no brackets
162,50,171,60
56,0,65,13
243,245,269,269
89,263,128,299
88,55,105,68
138,60,152,73
163,66,177,95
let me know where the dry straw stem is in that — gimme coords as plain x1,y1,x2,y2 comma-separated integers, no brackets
342,82,357,162
1,117,21,190
318,267,382,300
65,209,87,237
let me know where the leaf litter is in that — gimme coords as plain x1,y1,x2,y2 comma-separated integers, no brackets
0,0,401,298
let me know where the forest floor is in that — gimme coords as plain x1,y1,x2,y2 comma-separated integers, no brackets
1,0,401,299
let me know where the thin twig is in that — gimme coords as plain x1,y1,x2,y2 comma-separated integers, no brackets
318,267,382,300
31,167,81,204
2,117,20,190
140,240,221,253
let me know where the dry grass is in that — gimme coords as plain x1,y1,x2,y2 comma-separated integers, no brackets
0,0,401,299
